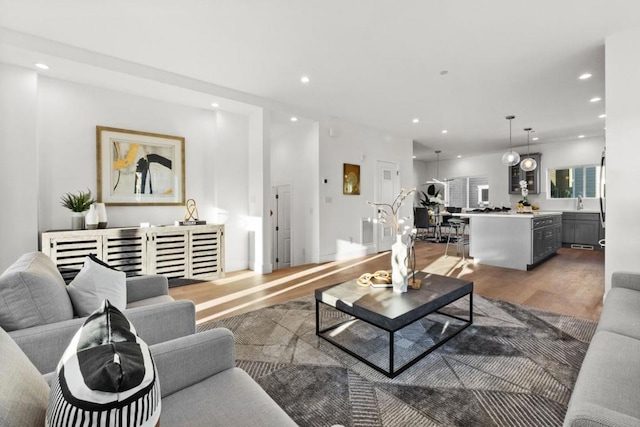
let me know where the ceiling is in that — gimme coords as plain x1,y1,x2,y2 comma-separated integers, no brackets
1,0,638,160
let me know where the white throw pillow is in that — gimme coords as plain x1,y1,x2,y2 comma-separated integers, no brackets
67,255,127,316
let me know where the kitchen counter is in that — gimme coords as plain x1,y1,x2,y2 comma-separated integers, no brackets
456,212,561,270
454,211,563,218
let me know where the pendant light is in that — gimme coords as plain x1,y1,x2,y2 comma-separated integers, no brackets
520,127,537,171
501,115,520,166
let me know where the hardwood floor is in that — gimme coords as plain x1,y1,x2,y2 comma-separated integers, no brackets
169,241,604,325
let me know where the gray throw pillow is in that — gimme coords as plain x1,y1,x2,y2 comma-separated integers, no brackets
0,326,50,425
0,252,74,331
67,255,127,316
46,300,161,427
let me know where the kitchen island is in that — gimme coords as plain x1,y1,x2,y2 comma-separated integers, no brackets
455,211,562,270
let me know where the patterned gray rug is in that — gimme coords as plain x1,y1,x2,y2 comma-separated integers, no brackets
197,294,596,427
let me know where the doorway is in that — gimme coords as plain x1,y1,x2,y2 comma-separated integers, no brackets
375,160,399,252
272,184,292,270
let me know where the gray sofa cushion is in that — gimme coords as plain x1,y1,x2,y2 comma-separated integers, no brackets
160,368,297,427
596,287,640,340
0,252,73,331
0,326,49,426
564,331,640,426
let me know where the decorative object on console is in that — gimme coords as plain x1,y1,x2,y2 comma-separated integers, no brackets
84,204,98,229
46,300,161,427
97,126,185,206
176,198,206,226
501,115,521,166
95,202,108,228
343,163,360,195
368,188,415,293
520,127,537,171
60,189,95,230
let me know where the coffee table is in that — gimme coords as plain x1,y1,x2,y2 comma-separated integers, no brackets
315,271,473,378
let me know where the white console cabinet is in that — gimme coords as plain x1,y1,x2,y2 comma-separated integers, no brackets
41,225,224,282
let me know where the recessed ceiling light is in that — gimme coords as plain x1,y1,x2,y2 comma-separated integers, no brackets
412,155,417,159
211,102,219,108
441,130,448,134
457,155,462,158
412,118,419,123
34,63,49,70
578,135,585,138
300,76,310,84
590,97,602,103
579,73,592,80
598,114,606,118
532,137,539,141
290,116,298,122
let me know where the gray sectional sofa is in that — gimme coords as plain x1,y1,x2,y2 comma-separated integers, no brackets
564,271,640,426
0,252,196,373
0,251,296,426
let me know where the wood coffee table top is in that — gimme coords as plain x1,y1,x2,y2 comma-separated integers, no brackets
315,271,473,332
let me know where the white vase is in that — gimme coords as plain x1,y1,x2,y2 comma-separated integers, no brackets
95,203,108,228
85,204,98,230
391,234,408,293
71,212,85,230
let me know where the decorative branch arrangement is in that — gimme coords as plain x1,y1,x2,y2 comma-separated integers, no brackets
367,187,416,235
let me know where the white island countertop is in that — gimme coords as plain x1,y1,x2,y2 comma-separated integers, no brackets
452,211,562,219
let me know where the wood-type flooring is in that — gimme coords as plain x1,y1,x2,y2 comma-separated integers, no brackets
169,241,604,325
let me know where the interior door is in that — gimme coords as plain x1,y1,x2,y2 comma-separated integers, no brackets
375,160,398,252
272,184,292,270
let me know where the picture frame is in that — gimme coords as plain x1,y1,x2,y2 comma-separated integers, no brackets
343,163,360,195
97,126,185,206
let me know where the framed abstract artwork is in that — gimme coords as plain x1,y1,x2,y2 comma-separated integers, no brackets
96,126,185,206
343,163,360,195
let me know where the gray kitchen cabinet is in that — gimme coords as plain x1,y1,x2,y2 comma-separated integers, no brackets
531,215,561,265
562,212,604,249
509,153,542,194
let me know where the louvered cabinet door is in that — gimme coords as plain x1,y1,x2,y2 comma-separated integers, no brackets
188,225,224,279
102,229,146,277
146,229,189,279
41,231,102,282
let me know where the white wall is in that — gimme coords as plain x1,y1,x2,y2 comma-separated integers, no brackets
0,64,39,271
271,119,320,265
319,120,413,262
35,76,251,272
604,28,640,291
414,137,604,211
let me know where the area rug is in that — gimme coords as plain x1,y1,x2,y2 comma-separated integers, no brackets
197,294,596,427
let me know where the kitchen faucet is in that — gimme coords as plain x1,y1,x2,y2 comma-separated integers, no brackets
577,194,584,210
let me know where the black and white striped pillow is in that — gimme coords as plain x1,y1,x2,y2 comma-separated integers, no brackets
46,300,160,427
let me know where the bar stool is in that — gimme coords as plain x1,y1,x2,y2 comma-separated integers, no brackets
445,218,468,259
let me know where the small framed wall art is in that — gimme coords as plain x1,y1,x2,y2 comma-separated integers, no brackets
343,163,360,195
97,126,185,206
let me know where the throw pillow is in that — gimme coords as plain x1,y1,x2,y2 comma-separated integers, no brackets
46,300,161,427
0,326,50,425
67,254,127,316
0,252,74,331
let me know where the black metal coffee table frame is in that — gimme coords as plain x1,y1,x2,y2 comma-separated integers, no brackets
315,273,473,378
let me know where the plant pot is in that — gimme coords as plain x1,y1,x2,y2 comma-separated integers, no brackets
71,212,85,230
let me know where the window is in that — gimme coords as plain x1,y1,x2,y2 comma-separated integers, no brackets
549,165,601,198
446,176,489,208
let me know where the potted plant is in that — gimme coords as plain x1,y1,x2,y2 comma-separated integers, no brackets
60,189,95,230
